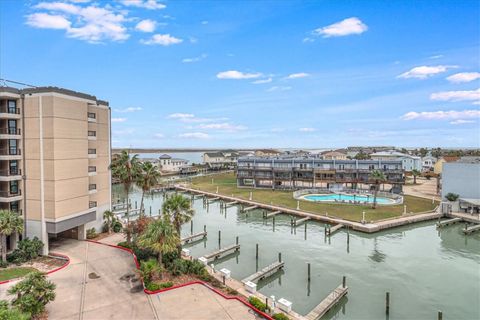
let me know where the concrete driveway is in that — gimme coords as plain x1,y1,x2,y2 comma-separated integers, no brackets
47,238,157,320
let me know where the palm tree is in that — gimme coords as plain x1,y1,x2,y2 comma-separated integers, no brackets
0,210,24,262
411,169,421,184
103,210,115,234
138,215,178,266
137,162,161,217
370,170,386,209
162,194,194,236
109,150,141,243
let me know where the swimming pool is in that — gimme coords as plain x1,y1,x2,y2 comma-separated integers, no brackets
302,193,395,205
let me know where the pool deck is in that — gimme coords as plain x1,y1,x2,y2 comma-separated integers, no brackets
176,185,442,233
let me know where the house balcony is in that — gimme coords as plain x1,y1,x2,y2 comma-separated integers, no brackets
0,128,21,139
0,148,21,160
0,169,22,182
0,106,21,119
0,190,22,202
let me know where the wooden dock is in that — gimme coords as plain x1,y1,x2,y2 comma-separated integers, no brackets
242,261,285,283
463,223,480,235
437,217,462,227
207,197,220,203
243,205,258,212
224,201,238,207
113,208,141,216
293,217,310,227
265,210,282,218
181,232,207,244
203,244,240,261
305,284,348,320
326,224,344,236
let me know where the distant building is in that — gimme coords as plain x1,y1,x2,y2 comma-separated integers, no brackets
434,156,460,175
202,150,239,169
421,155,437,171
254,149,281,157
370,151,421,172
322,151,348,161
158,154,188,173
441,157,480,205
237,157,404,192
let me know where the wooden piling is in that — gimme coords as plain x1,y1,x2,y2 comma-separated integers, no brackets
278,252,282,262
342,276,346,288
190,220,193,234
236,236,239,245
204,225,206,233
308,263,311,282
386,292,390,315
218,230,221,247
256,244,259,260
438,311,442,320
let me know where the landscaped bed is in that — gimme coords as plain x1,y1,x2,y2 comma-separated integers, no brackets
190,172,439,222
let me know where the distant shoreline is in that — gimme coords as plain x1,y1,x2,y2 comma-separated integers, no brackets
112,148,253,154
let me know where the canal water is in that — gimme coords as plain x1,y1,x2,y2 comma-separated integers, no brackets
113,185,480,320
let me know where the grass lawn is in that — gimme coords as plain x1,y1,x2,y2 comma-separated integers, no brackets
190,173,439,222
0,266,37,281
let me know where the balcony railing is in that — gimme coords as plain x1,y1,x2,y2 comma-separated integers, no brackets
0,169,21,176
0,190,22,198
0,148,21,156
0,128,21,135
89,201,97,208
0,107,20,115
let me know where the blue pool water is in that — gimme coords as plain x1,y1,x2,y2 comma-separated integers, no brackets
303,193,394,204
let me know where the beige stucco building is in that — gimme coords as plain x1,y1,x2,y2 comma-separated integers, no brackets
0,86,111,254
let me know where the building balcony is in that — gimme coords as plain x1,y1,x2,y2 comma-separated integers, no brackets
0,148,21,160
0,128,21,139
0,169,22,181
0,190,22,202
0,107,21,119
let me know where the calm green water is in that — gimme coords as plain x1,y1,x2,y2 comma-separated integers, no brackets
113,185,480,320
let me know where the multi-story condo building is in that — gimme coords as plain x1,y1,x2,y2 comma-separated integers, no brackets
237,157,404,193
0,86,111,254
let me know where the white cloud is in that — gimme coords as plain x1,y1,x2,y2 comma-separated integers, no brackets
29,2,130,43
398,65,455,79
182,54,207,63
141,33,183,45
135,19,156,32
197,123,247,131
154,133,165,138
252,78,272,84
113,128,135,135
201,20,208,25
114,107,142,113
401,109,480,121
299,127,316,132
450,119,476,125
285,72,310,79
217,70,262,80
267,86,291,92
430,88,480,103
167,113,194,120
112,117,127,122
26,13,71,29
429,54,443,59
446,72,480,83
314,17,367,38
179,132,209,139
120,0,166,10
302,37,314,43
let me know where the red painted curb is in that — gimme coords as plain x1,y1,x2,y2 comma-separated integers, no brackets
86,239,274,320
0,252,70,285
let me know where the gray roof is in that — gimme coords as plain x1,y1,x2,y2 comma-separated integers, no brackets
159,154,171,159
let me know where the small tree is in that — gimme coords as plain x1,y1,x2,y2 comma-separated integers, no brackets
103,210,115,234
370,170,386,209
7,272,56,317
445,193,459,202
411,169,421,184
138,216,179,267
0,210,24,262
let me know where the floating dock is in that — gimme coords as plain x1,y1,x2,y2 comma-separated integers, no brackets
207,197,220,203
243,205,258,212
224,201,238,207
305,284,348,320
203,244,240,261
437,217,462,227
293,217,310,227
181,232,207,244
463,223,480,235
265,210,282,218
326,224,344,236
242,261,285,283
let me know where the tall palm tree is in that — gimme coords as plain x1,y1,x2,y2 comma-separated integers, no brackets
411,169,421,184
138,215,178,266
0,210,24,262
162,194,194,236
137,161,161,217
370,170,386,209
103,210,115,234
109,150,141,243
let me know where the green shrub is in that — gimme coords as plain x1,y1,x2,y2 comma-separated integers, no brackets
186,259,205,276
7,238,43,264
145,282,160,291
158,281,173,289
113,220,123,233
248,296,270,312
0,260,8,268
225,287,238,295
139,259,161,283
117,242,155,262
273,313,290,320
86,228,97,239
445,193,459,202
167,259,188,276
117,241,131,249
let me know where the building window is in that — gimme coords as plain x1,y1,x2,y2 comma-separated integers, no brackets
88,130,96,137
10,201,19,212
9,139,18,155
8,120,17,135
7,100,17,113
89,201,97,208
89,184,97,191
9,160,18,175
9,181,18,194
87,112,96,119
88,166,96,172
88,148,96,154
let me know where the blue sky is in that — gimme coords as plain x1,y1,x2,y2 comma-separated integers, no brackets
1,0,479,148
